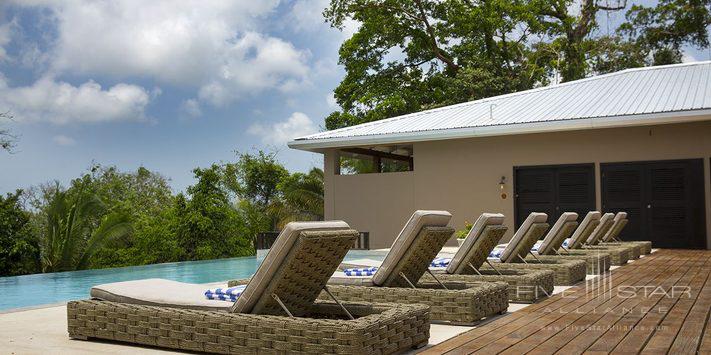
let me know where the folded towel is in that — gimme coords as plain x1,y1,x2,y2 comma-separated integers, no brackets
489,248,505,258
430,257,451,267
205,285,247,302
531,241,542,252
562,238,571,248
343,267,378,276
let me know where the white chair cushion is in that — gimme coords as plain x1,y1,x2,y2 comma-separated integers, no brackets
586,213,614,245
499,212,548,262
372,210,452,286
91,279,231,311
446,213,505,274
537,212,578,255
569,211,601,248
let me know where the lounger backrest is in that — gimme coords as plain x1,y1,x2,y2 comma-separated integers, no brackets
602,212,628,242
585,213,615,245
446,213,507,274
372,210,453,286
499,212,549,263
232,221,358,315
537,212,579,255
568,211,601,249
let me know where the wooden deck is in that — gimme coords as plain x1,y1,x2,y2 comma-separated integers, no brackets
423,249,711,354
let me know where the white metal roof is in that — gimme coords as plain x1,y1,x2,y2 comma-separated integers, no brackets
290,61,711,151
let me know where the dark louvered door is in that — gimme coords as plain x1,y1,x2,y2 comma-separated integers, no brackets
514,164,595,229
602,159,706,249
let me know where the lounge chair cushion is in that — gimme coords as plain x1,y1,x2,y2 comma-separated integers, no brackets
586,213,614,245
233,220,352,314
372,210,452,286
537,212,578,255
328,271,375,286
569,211,601,248
499,212,547,263
91,279,231,311
602,212,627,242
446,213,504,274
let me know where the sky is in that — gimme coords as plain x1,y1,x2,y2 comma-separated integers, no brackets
0,1,709,194
0,0,356,193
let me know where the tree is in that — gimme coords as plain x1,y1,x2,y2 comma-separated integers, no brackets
0,190,40,276
175,165,252,260
324,0,711,130
1,111,17,153
39,181,132,272
224,150,288,230
269,168,325,228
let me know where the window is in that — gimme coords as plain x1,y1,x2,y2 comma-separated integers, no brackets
338,145,413,175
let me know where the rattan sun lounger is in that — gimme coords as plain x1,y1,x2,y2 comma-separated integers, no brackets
599,212,653,255
532,212,611,275
561,212,631,265
68,221,431,354
315,211,509,325
424,213,554,303
488,213,587,286
582,212,641,260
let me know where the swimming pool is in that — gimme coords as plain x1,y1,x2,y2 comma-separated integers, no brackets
0,250,388,311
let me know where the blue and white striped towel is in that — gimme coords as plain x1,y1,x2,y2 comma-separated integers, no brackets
562,238,571,248
531,241,543,252
343,267,378,276
204,285,247,302
430,257,451,267
489,248,505,259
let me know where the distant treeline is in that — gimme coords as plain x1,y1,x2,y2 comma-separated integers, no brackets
0,150,323,277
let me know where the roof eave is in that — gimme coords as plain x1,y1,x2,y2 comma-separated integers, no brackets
288,109,711,152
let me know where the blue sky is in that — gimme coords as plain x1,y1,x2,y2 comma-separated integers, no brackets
0,1,708,194
0,0,355,193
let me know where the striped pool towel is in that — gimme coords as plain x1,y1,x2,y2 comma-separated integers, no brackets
531,241,543,252
430,257,451,267
204,285,247,302
343,267,378,276
489,248,505,259
562,238,571,248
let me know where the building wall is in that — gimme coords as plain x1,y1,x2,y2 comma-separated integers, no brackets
323,120,711,250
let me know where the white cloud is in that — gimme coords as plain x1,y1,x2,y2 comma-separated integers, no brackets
288,0,359,39
0,75,154,124
180,98,202,118
12,0,310,106
0,21,14,61
52,134,76,146
248,112,319,145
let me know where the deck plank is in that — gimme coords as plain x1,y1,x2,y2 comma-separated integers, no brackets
422,249,711,355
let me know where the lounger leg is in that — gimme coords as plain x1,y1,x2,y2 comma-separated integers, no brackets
467,262,484,276
322,286,355,320
517,255,529,264
528,251,544,263
560,246,571,254
483,260,503,276
271,293,294,317
425,269,448,290
399,272,417,289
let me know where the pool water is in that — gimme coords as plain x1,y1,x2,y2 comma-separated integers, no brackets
0,250,388,311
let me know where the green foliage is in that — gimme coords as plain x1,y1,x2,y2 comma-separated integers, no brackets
0,190,40,276
456,220,473,239
325,0,711,130
269,168,325,228
175,165,253,260
39,181,132,272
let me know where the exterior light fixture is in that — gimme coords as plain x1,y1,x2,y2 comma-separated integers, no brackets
499,176,507,199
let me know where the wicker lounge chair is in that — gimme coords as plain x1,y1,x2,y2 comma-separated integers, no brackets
599,212,653,255
315,210,509,325
584,212,641,260
425,213,555,303
67,221,431,354
532,212,611,275
488,213,587,286
562,212,631,265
